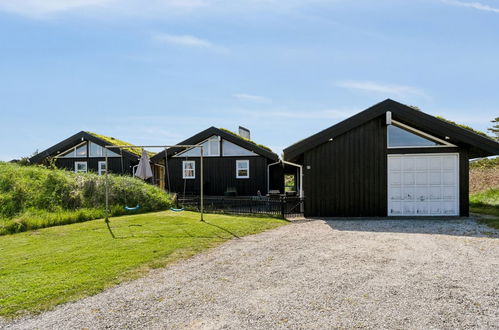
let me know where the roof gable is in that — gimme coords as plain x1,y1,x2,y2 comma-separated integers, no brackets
151,127,278,161
30,131,143,163
284,99,499,161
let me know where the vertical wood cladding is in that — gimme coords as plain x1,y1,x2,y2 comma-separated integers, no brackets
54,157,138,175
165,156,269,196
303,115,387,217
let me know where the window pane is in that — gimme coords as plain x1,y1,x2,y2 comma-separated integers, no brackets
236,160,249,178
222,140,257,156
89,142,102,157
183,161,195,178
208,137,220,156
75,144,87,157
61,148,76,158
388,125,440,147
75,162,87,173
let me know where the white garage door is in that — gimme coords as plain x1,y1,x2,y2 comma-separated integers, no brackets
388,154,459,216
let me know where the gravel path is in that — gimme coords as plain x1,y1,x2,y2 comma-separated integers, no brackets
2,219,499,329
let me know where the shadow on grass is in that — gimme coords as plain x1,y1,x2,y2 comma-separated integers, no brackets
104,219,240,240
201,219,241,239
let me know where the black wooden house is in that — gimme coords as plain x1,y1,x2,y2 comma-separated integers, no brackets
284,99,499,217
29,131,147,178
151,127,281,196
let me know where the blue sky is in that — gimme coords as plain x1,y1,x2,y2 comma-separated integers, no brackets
1,0,498,160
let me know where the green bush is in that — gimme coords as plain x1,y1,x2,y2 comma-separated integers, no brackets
0,162,172,234
470,157,499,169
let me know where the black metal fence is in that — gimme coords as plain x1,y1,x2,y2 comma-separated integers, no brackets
177,196,304,218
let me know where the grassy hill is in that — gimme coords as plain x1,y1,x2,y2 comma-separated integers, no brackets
469,157,499,194
0,162,172,235
469,158,499,228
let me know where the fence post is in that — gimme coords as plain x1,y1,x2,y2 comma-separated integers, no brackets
280,196,285,218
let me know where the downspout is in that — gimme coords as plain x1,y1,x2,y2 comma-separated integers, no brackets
267,160,281,194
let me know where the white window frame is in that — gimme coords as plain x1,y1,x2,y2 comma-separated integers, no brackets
236,160,250,179
182,160,196,179
74,161,88,173
387,120,457,149
98,161,107,176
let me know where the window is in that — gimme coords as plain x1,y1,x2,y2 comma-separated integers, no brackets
388,125,441,148
222,140,257,156
89,142,120,157
75,161,88,173
98,161,107,176
182,161,195,179
60,142,87,158
175,136,220,157
236,160,249,178
75,144,87,157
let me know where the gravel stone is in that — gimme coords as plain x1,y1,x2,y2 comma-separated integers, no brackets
2,218,499,329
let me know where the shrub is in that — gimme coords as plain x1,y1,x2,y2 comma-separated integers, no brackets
0,162,172,234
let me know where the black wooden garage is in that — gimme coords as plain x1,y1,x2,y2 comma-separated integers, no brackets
283,99,499,217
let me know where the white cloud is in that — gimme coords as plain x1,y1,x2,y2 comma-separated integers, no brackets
0,0,206,18
233,93,272,103
336,80,428,98
441,0,499,14
0,0,336,18
153,33,213,48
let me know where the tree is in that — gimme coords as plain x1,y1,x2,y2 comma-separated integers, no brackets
488,117,499,141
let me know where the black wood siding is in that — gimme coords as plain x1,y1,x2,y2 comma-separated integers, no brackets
303,115,387,217
303,115,470,217
54,157,138,175
165,156,269,196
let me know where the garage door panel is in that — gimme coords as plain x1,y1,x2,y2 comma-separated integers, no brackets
388,154,458,216
415,187,427,201
414,158,427,170
429,157,441,170
442,157,456,170
389,158,402,171
429,187,441,200
443,186,456,199
390,172,401,185
402,158,414,170
390,201,402,215
415,202,429,215
403,202,414,215
403,172,415,185
442,172,455,185
403,187,414,200
429,172,441,185
429,201,442,214
415,172,427,185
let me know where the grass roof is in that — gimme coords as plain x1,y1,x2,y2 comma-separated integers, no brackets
219,128,273,152
86,132,156,157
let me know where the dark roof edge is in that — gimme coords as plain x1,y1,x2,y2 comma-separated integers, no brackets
151,127,279,161
283,99,499,161
29,131,139,163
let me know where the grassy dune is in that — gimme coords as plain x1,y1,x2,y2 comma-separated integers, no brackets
0,162,172,235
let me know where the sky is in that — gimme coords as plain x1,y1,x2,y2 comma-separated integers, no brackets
0,0,498,160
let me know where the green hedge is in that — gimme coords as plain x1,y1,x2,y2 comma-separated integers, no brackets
0,162,172,234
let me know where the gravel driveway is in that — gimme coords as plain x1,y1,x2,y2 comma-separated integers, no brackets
2,219,499,329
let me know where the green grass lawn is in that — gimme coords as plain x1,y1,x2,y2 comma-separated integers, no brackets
0,211,286,318
470,188,499,229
